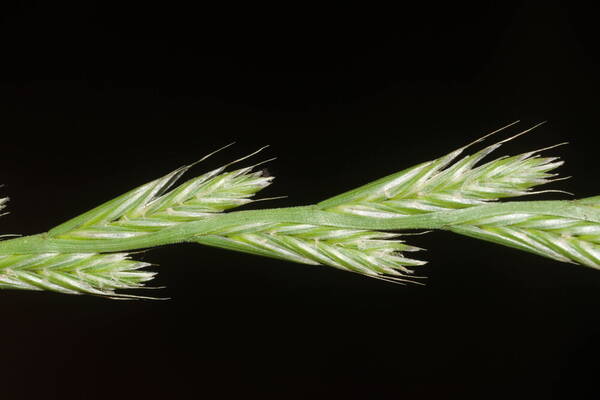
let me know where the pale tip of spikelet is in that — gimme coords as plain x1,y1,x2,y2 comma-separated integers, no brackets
0,196,8,213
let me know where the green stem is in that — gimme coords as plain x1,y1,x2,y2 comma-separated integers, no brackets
1,199,598,256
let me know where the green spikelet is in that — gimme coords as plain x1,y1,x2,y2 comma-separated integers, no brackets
319,122,563,217
449,196,600,270
197,223,425,283
52,164,273,240
0,252,154,298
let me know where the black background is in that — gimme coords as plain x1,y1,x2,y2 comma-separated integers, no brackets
1,1,600,399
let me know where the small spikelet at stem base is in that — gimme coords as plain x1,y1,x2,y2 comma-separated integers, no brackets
0,252,158,299
196,223,427,284
319,122,564,218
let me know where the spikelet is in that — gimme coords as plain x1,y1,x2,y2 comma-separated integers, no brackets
319,122,564,218
53,164,273,240
450,196,600,270
0,252,154,298
197,223,426,283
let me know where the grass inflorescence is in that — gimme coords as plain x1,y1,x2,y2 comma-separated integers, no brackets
1,121,597,299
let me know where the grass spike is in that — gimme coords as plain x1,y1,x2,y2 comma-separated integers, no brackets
1,122,599,299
